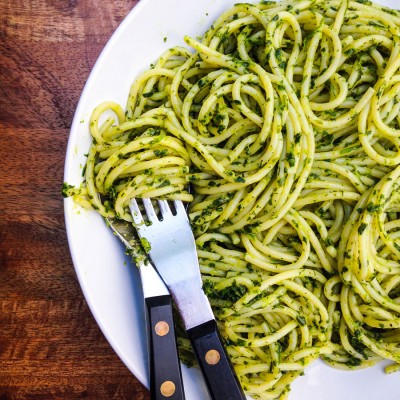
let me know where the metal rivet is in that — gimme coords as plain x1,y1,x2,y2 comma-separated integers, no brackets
205,349,221,365
160,380,176,397
155,321,170,336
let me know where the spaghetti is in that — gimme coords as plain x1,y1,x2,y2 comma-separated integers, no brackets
64,0,400,398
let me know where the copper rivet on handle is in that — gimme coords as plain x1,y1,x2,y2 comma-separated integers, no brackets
160,380,175,397
205,349,221,365
155,321,169,336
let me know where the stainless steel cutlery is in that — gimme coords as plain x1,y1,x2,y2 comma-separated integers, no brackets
130,198,245,400
107,217,185,400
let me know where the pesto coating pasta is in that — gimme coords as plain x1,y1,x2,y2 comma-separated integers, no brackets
64,0,400,398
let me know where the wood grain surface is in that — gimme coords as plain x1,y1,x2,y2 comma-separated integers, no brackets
0,1,151,398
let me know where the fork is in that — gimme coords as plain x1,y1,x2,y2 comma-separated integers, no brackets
130,199,246,400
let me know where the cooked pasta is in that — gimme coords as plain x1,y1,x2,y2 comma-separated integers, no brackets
64,0,400,398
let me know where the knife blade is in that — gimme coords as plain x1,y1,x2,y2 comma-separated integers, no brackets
106,217,186,400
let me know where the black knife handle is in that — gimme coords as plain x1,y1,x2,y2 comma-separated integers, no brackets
145,295,186,400
187,320,245,400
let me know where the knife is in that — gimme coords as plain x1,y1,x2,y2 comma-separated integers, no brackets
106,217,186,400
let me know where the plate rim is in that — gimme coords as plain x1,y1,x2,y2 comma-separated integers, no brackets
63,0,400,398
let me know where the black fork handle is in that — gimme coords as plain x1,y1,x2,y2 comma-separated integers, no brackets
187,320,245,400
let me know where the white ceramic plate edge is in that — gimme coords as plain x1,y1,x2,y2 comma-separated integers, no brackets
64,1,400,399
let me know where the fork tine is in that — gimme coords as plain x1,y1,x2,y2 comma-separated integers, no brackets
158,200,172,219
143,198,158,222
174,200,187,216
129,198,143,225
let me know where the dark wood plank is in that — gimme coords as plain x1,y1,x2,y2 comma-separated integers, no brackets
0,0,150,398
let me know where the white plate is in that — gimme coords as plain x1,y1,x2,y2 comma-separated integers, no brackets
64,0,400,399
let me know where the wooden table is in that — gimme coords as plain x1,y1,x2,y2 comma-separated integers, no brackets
0,1,150,398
